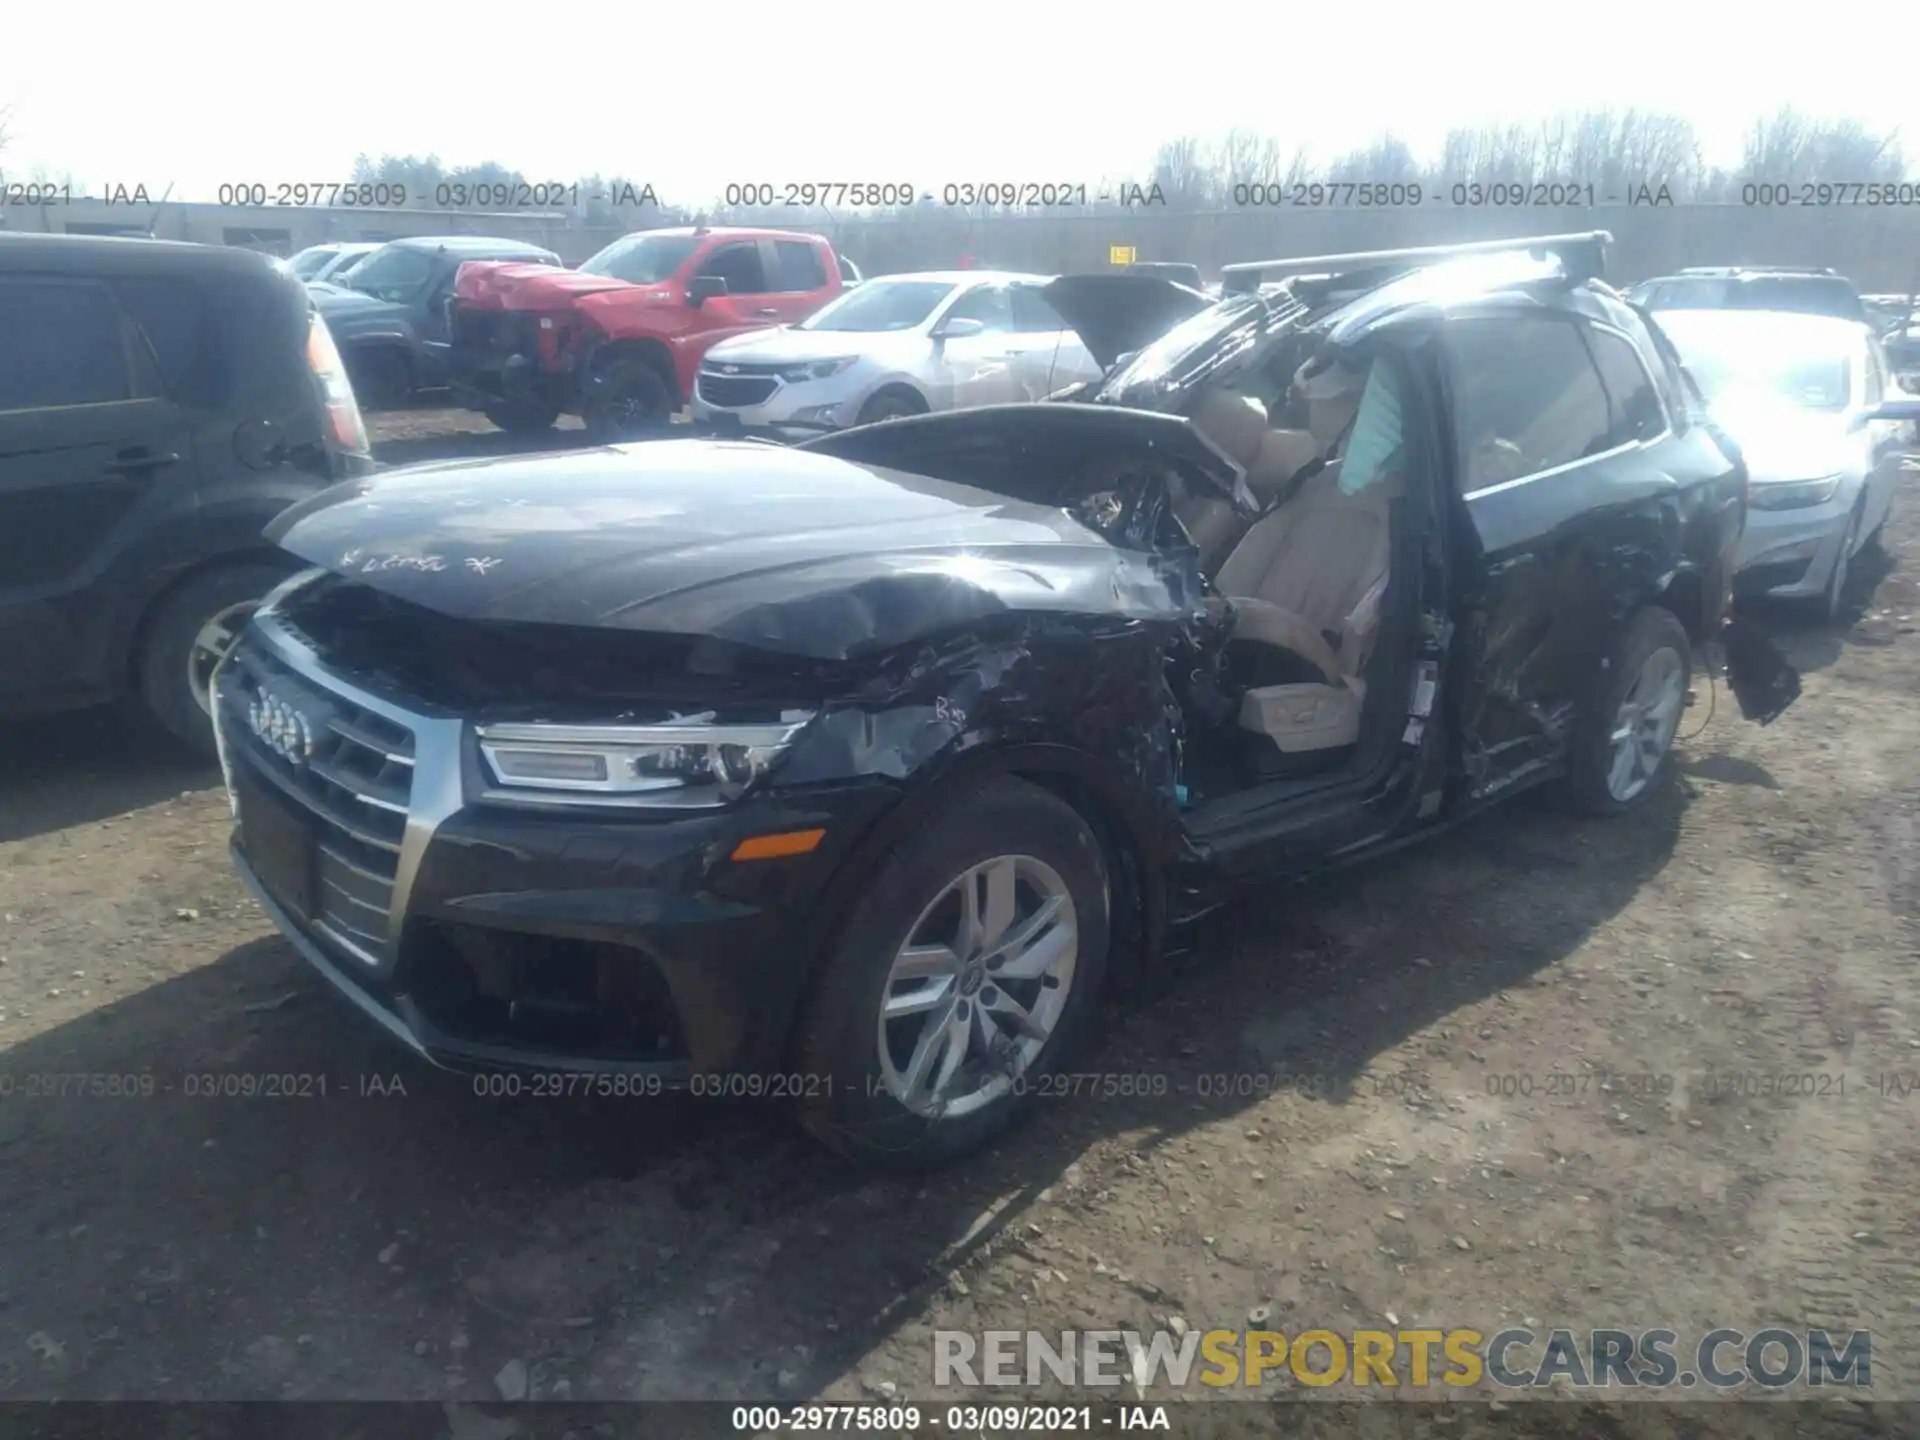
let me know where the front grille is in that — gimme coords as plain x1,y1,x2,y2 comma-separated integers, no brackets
696,371,780,408
223,644,416,962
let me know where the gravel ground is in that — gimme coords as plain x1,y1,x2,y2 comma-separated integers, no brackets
0,411,1916,1437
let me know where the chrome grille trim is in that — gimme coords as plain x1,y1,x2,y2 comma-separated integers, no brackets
695,372,780,408
215,605,468,973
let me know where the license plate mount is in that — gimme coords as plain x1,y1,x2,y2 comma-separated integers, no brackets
236,768,316,919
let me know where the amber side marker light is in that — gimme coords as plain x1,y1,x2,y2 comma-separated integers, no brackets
730,828,827,862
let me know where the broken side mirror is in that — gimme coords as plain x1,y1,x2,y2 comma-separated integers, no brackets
687,274,728,307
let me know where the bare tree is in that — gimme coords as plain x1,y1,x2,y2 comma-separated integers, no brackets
1324,135,1423,185
1148,135,1218,210
1740,107,1906,184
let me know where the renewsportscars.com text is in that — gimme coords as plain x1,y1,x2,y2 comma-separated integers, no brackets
933,1327,1872,1390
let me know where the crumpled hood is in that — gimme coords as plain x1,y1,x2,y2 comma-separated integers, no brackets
1710,399,1859,482
454,260,630,309
263,439,1191,660
1042,273,1214,369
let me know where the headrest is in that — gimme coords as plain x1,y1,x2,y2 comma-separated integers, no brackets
1188,390,1270,468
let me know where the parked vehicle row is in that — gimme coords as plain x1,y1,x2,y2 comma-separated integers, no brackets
448,226,851,437
212,230,1813,1166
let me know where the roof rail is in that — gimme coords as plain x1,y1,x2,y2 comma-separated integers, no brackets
1221,231,1611,294
1676,265,1837,277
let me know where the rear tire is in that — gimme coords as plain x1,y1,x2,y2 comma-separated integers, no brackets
137,561,292,758
794,776,1110,1169
347,347,411,411
1559,607,1692,817
584,359,675,441
482,398,561,434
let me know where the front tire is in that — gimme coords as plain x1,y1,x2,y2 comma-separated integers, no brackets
1560,607,1692,817
795,776,1111,1168
855,391,924,426
137,561,292,757
347,347,411,411
584,359,675,441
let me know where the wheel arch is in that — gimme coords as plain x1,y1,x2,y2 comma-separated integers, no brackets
780,740,1165,1066
589,337,678,390
1654,567,1710,646
122,546,295,688
857,383,931,421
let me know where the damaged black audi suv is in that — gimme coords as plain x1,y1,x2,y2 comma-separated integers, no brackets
214,231,1801,1166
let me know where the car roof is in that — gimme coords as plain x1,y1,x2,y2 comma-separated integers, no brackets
387,235,557,256
1317,248,1621,345
0,231,284,277
1673,265,1843,278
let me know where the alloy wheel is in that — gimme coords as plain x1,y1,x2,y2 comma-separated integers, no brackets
187,602,254,718
875,854,1079,1120
1605,645,1686,802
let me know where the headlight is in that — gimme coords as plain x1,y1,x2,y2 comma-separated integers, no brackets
778,357,857,382
1749,473,1843,510
476,712,814,807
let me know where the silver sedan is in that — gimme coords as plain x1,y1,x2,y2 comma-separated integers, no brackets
1656,308,1920,619
689,271,1102,436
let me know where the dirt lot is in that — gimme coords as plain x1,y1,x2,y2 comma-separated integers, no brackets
1,409,1916,1434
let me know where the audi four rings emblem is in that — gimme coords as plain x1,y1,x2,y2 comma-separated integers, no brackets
722,364,739,373
248,690,314,766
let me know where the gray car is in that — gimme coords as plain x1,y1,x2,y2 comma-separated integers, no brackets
689,271,1102,437
1656,307,1920,618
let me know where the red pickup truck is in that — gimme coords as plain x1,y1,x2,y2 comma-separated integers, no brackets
448,226,849,438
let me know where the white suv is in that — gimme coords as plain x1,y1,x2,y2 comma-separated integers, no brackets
690,271,1100,436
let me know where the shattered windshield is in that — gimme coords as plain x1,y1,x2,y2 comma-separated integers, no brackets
1095,296,1267,405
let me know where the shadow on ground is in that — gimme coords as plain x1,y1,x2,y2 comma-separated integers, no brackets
0,707,212,845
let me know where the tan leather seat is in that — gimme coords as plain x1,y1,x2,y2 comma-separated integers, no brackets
1172,391,1319,571
1214,362,1395,754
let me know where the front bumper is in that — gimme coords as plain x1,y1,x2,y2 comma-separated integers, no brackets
689,366,868,436
449,352,574,413
214,610,895,1077
1733,494,1852,599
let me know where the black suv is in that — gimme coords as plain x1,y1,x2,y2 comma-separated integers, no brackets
1624,266,1869,324
0,233,374,754
215,231,1799,1166
311,236,561,409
